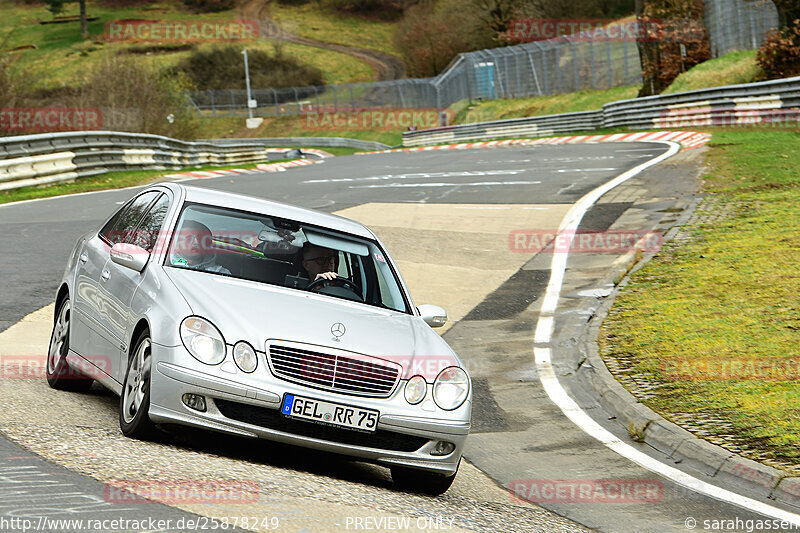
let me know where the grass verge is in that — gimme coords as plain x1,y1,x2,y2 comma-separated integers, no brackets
452,85,640,124
664,50,763,94
599,128,800,468
196,116,402,146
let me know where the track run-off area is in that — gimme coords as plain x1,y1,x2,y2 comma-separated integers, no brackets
1,142,798,532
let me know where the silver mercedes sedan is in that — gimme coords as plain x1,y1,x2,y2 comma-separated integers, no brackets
48,183,471,494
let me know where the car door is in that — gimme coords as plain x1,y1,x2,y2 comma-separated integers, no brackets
98,192,171,383
70,196,138,361
78,191,161,380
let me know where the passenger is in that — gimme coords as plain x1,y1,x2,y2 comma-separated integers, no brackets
171,220,231,275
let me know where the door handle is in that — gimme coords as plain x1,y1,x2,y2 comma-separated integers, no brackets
101,269,110,281
79,253,88,263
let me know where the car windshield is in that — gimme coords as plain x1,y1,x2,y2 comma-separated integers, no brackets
165,203,410,313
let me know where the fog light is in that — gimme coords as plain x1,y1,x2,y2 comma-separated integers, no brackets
182,393,207,412
431,441,455,456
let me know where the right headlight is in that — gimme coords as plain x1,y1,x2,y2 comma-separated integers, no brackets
180,316,226,365
233,341,257,373
433,366,469,410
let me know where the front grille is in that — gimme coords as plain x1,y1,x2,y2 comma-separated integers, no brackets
267,343,400,397
215,399,428,452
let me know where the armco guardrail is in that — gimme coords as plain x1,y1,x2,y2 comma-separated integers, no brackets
402,111,601,147
0,131,316,192
402,75,800,147
602,76,800,129
201,137,392,152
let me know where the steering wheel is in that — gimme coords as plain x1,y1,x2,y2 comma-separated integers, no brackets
306,276,362,298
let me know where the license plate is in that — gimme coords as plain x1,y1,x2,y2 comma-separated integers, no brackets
281,394,379,433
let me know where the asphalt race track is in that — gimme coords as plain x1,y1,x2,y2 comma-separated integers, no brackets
1,143,796,532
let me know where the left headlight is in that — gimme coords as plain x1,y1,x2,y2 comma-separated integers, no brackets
180,316,226,365
433,366,469,410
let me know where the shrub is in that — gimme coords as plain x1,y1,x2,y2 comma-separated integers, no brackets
172,44,325,90
394,0,494,77
321,0,412,20
77,55,199,139
757,22,800,79
182,0,234,13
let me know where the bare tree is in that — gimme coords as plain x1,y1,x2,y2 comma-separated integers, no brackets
770,0,800,29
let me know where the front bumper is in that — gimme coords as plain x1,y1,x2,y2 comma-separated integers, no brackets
149,344,471,475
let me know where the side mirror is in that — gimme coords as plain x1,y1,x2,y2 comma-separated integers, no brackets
110,242,149,273
418,304,447,328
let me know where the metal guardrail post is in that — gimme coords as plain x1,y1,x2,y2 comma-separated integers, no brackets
572,40,579,92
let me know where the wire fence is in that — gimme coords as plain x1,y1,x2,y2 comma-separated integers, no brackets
190,32,642,117
705,0,778,58
190,2,780,117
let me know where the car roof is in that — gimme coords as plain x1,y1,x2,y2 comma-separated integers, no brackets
159,183,374,240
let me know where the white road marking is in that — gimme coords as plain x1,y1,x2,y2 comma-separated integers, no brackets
304,170,529,183
305,168,618,184
349,181,542,189
534,140,800,525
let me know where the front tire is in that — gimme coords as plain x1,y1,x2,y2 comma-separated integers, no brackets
120,331,159,440
46,297,93,392
391,459,460,495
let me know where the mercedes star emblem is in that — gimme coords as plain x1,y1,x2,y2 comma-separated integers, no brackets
331,322,346,338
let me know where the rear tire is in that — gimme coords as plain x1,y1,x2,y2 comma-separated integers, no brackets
391,459,460,495
46,297,93,392
120,331,159,440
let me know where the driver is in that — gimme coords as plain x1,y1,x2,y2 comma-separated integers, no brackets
301,243,338,283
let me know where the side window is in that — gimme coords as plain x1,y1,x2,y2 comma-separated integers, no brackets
99,200,133,242
101,192,160,245
128,194,170,253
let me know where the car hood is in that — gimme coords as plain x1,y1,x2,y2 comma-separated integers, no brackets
165,268,461,379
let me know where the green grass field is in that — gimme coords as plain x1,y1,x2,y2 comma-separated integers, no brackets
600,128,800,467
0,1,384,88
270,2,396,55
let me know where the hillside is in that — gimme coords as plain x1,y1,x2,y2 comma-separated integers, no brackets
0,1,400,89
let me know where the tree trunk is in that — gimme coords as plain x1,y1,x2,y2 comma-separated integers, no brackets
80,0,88,39
635,0,661,96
